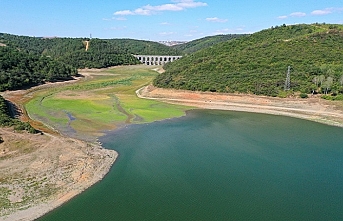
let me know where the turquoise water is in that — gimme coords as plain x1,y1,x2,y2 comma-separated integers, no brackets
39,110,343,221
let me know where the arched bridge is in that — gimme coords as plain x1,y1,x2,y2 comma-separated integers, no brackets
133,55,182,65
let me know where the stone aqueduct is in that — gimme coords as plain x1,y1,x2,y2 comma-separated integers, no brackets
133,55,182,65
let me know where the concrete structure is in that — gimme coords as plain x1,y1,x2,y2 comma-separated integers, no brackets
133,55,182,65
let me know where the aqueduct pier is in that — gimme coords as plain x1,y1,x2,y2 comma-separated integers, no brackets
133,55,182,65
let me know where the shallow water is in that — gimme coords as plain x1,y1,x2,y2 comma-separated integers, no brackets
39,110,343,221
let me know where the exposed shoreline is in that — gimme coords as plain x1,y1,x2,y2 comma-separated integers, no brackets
0,74,119,221
0,128,117,221
0,66,148,221
137,85,343,128
2,76,343,220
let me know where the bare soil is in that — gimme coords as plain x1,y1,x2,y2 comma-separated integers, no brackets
137,85,343,127
0,127,117,221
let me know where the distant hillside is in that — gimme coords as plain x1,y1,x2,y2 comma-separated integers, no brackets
172,34,246,54
109,39,181,56
154,23,343,98
0,34,181,69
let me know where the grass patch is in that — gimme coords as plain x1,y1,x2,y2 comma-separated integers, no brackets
43,97,125,123
0,187,11,210
26,96,69,125
24,66,190,137
118,94,188,122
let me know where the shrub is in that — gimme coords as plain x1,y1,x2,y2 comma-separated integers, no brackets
13,121,37,133
300,93,308,98
322,94,343,101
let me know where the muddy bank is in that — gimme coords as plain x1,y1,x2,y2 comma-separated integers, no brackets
137,85,343,127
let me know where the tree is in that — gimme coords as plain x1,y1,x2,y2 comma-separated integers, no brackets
318,75,325,86
339,75,343,86
309,84,317,95
313,76,319,87
327,76,333,85
322,77,333,94
326,68,335,76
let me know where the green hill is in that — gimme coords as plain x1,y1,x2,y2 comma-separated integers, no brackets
154,23,343,98
0,33,183,91
108,39,181,56
0,34,181,69
172,34,246,54
0,46,77,91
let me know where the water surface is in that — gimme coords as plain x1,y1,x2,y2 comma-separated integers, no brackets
39,110,343,221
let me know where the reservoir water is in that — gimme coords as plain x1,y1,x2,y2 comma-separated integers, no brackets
39,110,343,220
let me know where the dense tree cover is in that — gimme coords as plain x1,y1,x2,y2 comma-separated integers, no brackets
0,95,36,133
0,46,77,91
109,39,181,56
0,33,185,91
154,24,343,98
172,34,246,54
0,34,182,69
50,39,181,68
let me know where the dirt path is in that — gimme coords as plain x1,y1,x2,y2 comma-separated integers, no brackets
137,85,343,127
85,41,89,51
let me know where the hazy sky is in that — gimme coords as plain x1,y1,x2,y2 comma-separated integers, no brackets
1,0,342,41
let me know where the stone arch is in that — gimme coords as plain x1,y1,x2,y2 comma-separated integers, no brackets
133,55,182,66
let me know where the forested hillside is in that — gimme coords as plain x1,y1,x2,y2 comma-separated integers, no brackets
0,46,77,91
0,34,181,69
108,39,181,56
172,34,245,54
154,23,343,98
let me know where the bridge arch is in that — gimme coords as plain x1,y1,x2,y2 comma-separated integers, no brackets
133,55,182,65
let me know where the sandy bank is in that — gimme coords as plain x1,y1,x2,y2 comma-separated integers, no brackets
0,128,117,221
137,85,343,127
